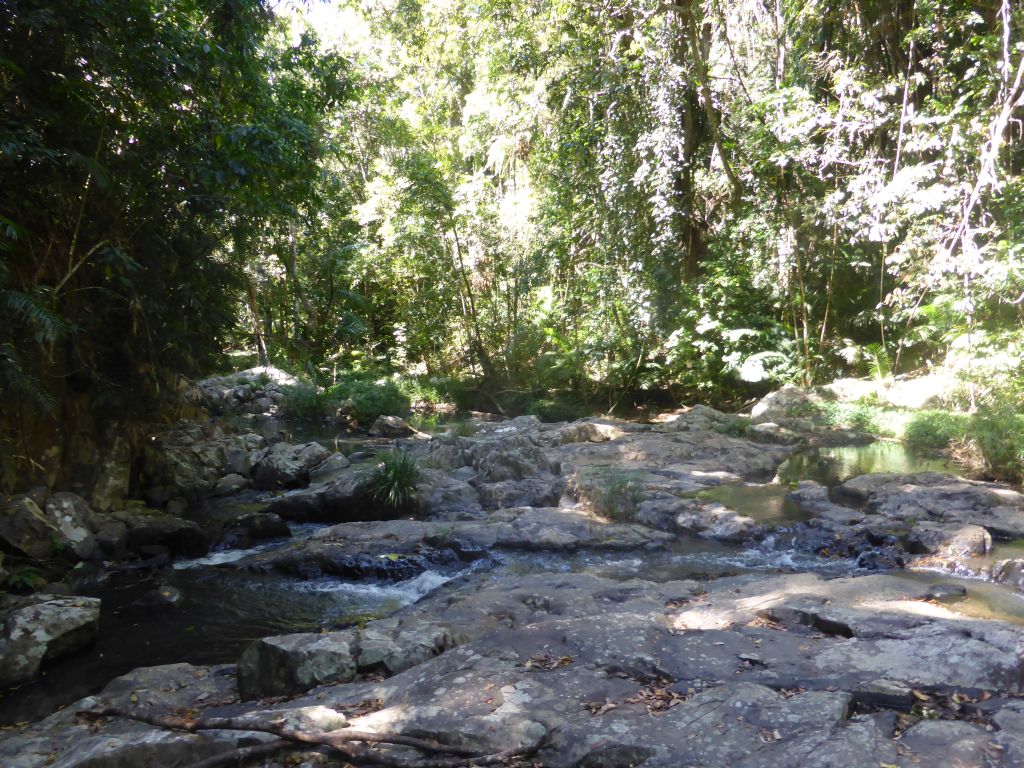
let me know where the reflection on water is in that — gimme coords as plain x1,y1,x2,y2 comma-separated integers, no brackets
778,442,958,487
695,483,809,523
0,562,474,727
494,536,851,584
894,570,1024,626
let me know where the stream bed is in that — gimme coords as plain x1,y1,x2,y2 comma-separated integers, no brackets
3,440,1023,729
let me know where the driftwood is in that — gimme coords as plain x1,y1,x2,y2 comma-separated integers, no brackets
78,706,544,768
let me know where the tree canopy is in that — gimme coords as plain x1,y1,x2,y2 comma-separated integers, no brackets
2,0,1022,483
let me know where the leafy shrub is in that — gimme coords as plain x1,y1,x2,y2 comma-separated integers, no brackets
395,377,446,407
903,410,970,451
328,376,410,425
528,396,589,423
969,408,1024,483
367,450,421,509
280,383,331,420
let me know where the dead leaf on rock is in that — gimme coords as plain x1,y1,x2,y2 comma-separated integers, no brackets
525,652,573,671
584,697,619,716
625,678,689,715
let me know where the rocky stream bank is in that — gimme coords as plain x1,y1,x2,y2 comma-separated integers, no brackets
3,377,1024,767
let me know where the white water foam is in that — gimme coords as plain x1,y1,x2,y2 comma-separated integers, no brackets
172,522,328,570
292,569,458,605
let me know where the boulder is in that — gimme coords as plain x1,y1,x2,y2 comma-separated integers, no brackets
477,477,566,510
992,559,1024,592
307,452,351,484
251,442,331,490
751,385,819,425
265,467,376,522
237,617,456,699
905,522,991,557
838,472,1024,538
237,631,357,699
0,494,61,560
112,507,208,558
211,473,248,496
43,493,98,560
0,594,101,686
369,415,417,438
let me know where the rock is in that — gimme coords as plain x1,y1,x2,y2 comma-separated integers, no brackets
211,473,248,496
853,678,913,710
477,477,566,510
235,511,290,540
140,423,229,501
0,663,259,768
0,594,101,686
418,469,483,518
238,616,457,699
307,452,351,484
91,518,129,558
265,467,377,522
112,507,209,558
0,494,61,560
233,510,671,578
251,442,331,490
992,559,1024,592
90,435,131,512
369,415,417,438
751,385,819,425
906,522,991,557
838,472,1024,538
237,631,357,699
469,436,557,482
356,617,455,675
747,421,805,445
43,493,98,560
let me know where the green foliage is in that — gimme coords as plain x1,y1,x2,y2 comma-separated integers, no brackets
5,565,46,592
367,450,421,509
715,419,751,438
904,411,972,451
593,469,646,523
527,396,590,424
328,375,410,425
280,383,330,420
448,420,477,438
969,409,1024,483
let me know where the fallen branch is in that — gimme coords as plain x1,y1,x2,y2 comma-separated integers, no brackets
187,740,301,768
78,706,544,768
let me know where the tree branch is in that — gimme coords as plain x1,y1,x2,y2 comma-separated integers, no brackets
78,706,544,768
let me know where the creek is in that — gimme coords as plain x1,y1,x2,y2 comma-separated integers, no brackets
3,440,1023,728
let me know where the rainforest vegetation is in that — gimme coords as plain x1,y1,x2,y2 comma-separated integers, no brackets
2,0,1023,486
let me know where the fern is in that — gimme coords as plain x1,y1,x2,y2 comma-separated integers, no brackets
0,343,57,412
864,343,891,381
1,289,68,343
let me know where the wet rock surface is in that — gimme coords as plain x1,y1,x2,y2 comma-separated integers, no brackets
0,594,100,687
6,397,1024,766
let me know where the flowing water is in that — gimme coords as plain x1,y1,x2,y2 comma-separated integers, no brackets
3,440,1020,727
